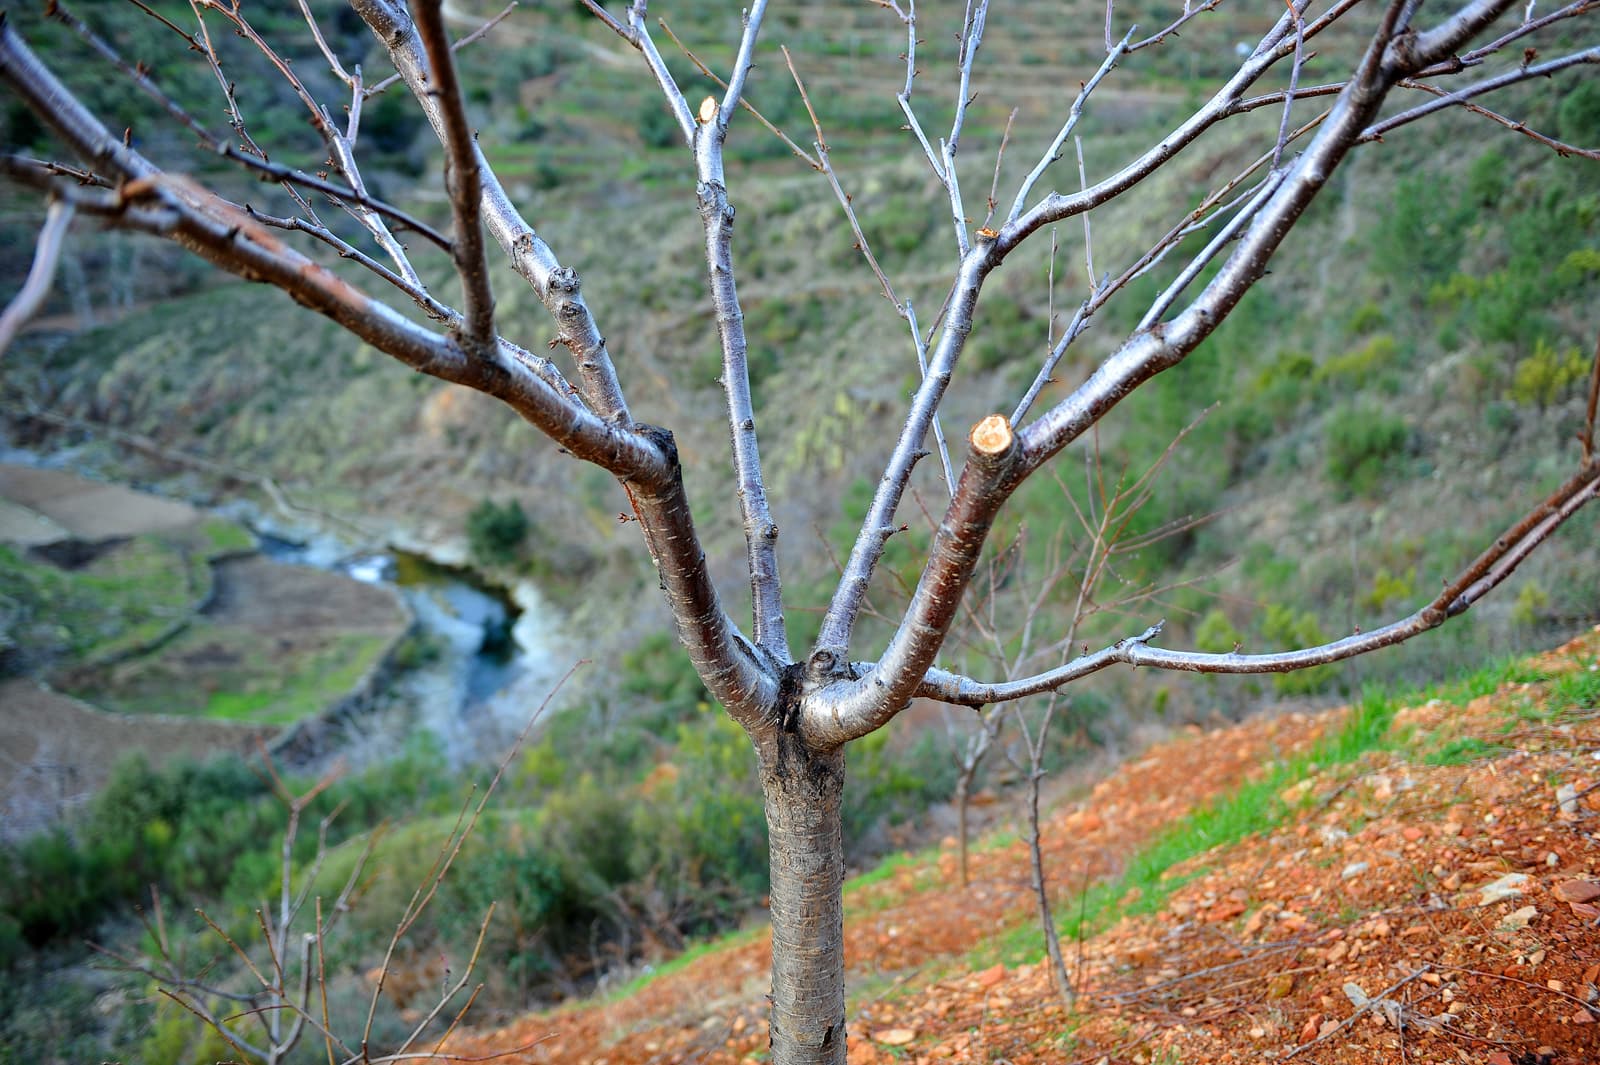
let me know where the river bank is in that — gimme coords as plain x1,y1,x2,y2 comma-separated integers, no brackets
0,456,570,838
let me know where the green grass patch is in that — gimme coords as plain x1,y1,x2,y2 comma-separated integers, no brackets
1423,737,1508,765
976,650,1583,969
1547,662,1600,714
197,517,256,558
0,536,205,667
78,628,391,725
1423,655,1549,706
973,688,1402,969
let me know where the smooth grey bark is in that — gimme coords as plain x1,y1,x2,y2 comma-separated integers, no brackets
758,729,847,1065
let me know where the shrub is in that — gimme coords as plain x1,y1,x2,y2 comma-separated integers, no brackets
1363,567,1416,613
1315,334,1400,389
1261,605,1337,695
1511,582,1550,628
1466,150,1509,208
1509,339,1589,408
1369,176,1473,290
1325,405,1410,497
638,98,682,148
1195,608,1243,653
467,498,529,567
1557,80,1600,147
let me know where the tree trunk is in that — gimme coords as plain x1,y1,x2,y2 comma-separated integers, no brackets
759,732,847,1065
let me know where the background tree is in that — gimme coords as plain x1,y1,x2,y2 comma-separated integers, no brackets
2,0,1598,1062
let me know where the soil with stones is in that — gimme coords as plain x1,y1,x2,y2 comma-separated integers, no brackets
446,627,1600,1065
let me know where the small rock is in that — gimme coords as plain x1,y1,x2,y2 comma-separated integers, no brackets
1344,982,1369,1008
873,1028,916,1047
976,964,1006,988
1557,783,1579,816
1553,879,1600,904
1478,872,1531,904
1499,904,1539,930
1299,1014,1321,1042
1341,861,1369,881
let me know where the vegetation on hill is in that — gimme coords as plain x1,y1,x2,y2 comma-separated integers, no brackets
0,0,1596,1059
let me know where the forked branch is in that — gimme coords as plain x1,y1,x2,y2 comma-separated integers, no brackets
921,455,1600,705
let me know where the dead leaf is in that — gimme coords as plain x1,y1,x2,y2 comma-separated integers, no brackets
976,964,1005,988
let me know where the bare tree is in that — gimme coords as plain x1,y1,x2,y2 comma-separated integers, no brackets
3,0,1598,1062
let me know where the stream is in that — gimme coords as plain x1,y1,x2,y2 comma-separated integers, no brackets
0,440,569,770
250,525,570,768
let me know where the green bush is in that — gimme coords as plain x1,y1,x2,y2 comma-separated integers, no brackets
467,498,529,567
1363,567,1416,613
1195,608,1243,653
638,98,682,148
1368,176,1473,290
1261,605,1337,695
1509,339,1589,408
1557,80,1600,147
1325,405,1410,497
1315,334,1400,389
1466,150,1509,208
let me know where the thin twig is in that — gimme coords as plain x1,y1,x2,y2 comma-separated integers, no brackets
1007,29,1133,224
1273,0,1307,169
981,108,1018,230
658,18,818,167
1583,331,1599,463
1281,967,1433,1061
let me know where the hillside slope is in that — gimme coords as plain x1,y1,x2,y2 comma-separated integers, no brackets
454,626,1600,1065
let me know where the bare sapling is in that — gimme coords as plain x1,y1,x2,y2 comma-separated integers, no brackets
3,0,1597,1061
